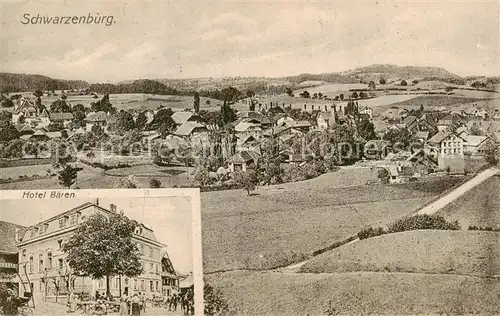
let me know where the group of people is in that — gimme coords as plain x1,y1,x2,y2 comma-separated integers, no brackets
164,290,194,315
0,288,30,316
118,291,147,316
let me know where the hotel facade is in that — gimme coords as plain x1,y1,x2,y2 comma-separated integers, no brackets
16,201,179,299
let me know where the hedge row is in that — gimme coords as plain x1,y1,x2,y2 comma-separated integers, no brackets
358,214,461,240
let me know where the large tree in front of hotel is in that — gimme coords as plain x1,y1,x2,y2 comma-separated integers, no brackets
63,212,143,297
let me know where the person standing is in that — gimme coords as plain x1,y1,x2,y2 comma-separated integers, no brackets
141,292,147,314
130,293,141,316
118,291,129,316
67,290,77,313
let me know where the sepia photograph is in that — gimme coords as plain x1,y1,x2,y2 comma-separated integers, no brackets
0,189,202,316
1,0,499,315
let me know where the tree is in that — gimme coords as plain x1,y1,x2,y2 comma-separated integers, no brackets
33,90,43,98
193,92,200,113
299,91,310,98
339,93,344,101
150,108,174,130
3,139,24,158
149,178,162,188
58,165,78,189
378,168,389,184
383,127,414,148
285,87,294,97
91,94,116,114
485,148,498,166
379,78,386,85
135,111,148,131
412,80,419,85
0,95,14,108
50,99,71,113
204,284,229,316
0,123,20,142
220,103,237,126
357,118,377,141
235,169,258,195
351,92,359,99
63,212,143,297
368,81,376,90
469,125,483,136
400,80,408,86
116,110,136,133
194,166,213,186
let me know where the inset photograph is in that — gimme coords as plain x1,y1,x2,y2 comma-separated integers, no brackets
0,189,202,316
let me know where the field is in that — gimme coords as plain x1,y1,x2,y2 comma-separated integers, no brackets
0,164,53,179
0,163,194,190
207,270,500,315
300,230,500,277
201,168,465,273
438,175,500,229
17,92,222,112
293,83,369,96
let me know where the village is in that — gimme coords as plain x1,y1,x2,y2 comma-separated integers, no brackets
0,80,498,191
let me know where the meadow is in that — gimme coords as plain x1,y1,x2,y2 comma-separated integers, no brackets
438,175,500,229
300,230,500,277
207,270,500,315
201,168,464,273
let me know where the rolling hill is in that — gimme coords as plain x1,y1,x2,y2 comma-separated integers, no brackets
0,72,88,93
343,64,464,83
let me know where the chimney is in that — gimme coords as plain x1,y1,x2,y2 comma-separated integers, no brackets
94,198,99,206
110,204,117,213
15,228,20,242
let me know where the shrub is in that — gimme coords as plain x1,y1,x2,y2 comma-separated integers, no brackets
377,168,389,184
388,214,461,233
358,226,385,240
149,178,161,188
204,284,229,316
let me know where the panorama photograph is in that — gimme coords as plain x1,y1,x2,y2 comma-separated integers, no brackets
1,0,500,315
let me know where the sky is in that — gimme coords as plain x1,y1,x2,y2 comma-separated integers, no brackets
0,195,195,275
0,1,499,82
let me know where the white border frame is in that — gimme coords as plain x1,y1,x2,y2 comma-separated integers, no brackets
0,188,204,316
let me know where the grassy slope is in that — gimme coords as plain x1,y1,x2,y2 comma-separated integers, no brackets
300,230,500,277
438,176,500,229
201,169,464,272
207,270,500,316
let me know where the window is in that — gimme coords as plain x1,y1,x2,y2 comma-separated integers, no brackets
22,249,26,259
149,247,153,258
59,218,66,228
30,230,34,238
29,256,33,273
133,279,137,290
140,244,144,255
58,240,63,250
58,258,63,269
156,281,159,291
150,281,154,291
98,279,104,289
140,280,145,291
114,277,119,289
39,281,43,292
47,252,52,269
38,253,44,272
155,264,159,274
70,214,77,226
149,263,153,273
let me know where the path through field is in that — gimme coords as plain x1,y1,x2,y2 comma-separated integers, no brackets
415,167,500,215
276,167,500,273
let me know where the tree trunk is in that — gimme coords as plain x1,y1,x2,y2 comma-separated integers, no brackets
106,276,110,298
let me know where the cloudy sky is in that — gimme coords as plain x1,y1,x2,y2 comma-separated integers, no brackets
0,1,498,82
0,194,196,274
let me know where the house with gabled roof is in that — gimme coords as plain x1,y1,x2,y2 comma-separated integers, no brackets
16,201,175,298
49,112,74,128
226,150,260,173
171,111,205,126
84,111,107,132
0,221,27,295
174,121,207,137
427,130,466,173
